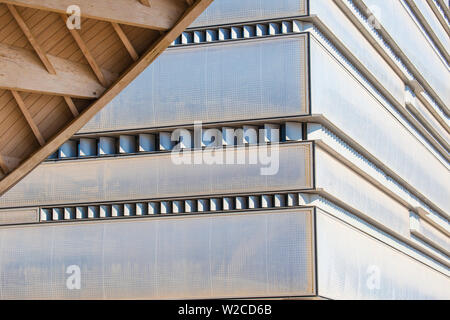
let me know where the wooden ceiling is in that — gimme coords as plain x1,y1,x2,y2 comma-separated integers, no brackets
0,0,213,195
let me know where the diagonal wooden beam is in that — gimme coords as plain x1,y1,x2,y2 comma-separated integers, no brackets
61,14,108,88
10,90,46,146
7,4,57,75
64,96,79,117
0,42,111,99
112,22,139,62
2,0,186,30
0,0,214,196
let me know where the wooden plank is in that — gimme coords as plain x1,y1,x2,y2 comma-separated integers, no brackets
0,104,26,144
0,155,9,174
0,42,112,98
64,96,79,117
84,20,131,74
10,90,45,146
62,14,108,87
0,0,214,196
119,25,159,56
6,4,57,74
112,22,139,62
0,120,34,161
2,0,186,30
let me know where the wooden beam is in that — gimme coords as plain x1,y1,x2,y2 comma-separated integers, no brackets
0,0,214,196
2,0,186,31
62,14,108,88
426,0,450,37
7,4,57,75
64,96,79,117
139,0,151,6
0,42,111,98
11,90,46,146
112,22,139,62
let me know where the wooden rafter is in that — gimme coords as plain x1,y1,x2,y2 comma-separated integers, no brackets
1,0,186,30
11,90,45,146
61,14,108,87
0,0,214,196
112,22,139,62
7,4,56,74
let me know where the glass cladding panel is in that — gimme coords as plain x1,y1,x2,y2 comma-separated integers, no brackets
80,35,309,134
191,0,308,27
316,210,450,300
0,143,313,208
0,209,315,299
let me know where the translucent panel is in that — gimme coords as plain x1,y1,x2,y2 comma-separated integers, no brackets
190,0,308,27
410,0,450,54
0,143,313,208
316,210,450,300
80,35,309,134
309,0,405,106
411,215,450,254
0,209,315,299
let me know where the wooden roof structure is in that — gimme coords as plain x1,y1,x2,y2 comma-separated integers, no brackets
0,0,213,195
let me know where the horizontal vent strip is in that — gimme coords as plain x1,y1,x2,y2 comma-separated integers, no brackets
48,122,305,161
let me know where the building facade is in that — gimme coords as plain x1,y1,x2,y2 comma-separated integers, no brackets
0,0,448,299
